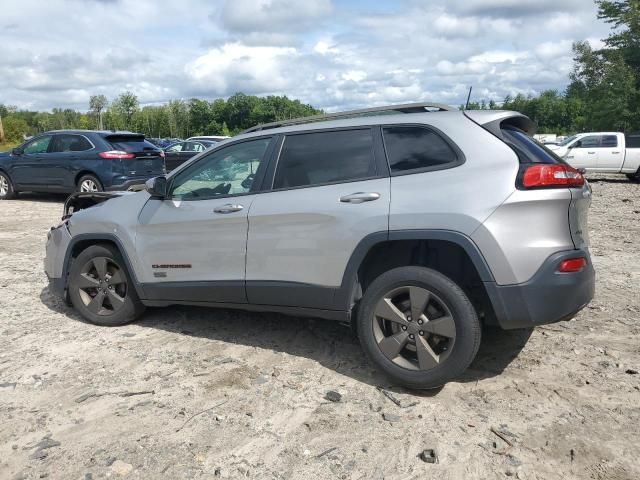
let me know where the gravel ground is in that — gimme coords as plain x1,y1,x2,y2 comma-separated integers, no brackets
0,175,639,480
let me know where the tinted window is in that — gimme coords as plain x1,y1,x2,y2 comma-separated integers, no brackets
274,129,375,189
166,143,183,152
626,133,640,149
23,136,52,154
600,135,618,148
52,134,93,153
383,126,457,172
106,135,158,152
502,128,565,164
577,136,600,148
171,138,270,199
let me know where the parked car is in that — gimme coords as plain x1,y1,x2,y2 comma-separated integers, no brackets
163,140,217,171
0,130,165,198
187,135,231,142
548,132,640,181
44,103,594,389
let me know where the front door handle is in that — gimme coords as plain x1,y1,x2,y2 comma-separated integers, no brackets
340,192,380,204
214,204,244,214
587,151,596,155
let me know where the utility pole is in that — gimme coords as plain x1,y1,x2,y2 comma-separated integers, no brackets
0,114,5,143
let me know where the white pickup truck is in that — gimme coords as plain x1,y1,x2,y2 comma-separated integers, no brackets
547,132,640,181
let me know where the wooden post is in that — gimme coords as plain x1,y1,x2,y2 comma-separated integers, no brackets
0,114,5,143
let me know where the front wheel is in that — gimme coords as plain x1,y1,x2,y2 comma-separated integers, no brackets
626,171,640,182
357,266,481,389
0,171,16,199
68,244,145,326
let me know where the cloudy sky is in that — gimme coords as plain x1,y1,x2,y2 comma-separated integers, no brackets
1,0,610,112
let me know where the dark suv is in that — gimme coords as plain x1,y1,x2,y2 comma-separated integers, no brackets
0,130,165,198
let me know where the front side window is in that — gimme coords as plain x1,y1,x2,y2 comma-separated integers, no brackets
273,129,375,189
166,143,183,153
576,136,600,148
23,136,52,154
170,138,270,200
52,134,93,153
383,126,458,173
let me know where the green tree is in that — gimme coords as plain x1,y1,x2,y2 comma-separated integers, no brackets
111,92,139,130
3,116,29,143
89,94,108,129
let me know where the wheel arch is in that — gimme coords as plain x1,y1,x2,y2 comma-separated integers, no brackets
336,230,498,323
62,234,145,299
75,170,102,188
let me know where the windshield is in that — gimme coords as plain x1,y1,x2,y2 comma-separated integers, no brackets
557,135,579,146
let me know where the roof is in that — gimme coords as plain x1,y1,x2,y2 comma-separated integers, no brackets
242,102,456,134
43,129,142,136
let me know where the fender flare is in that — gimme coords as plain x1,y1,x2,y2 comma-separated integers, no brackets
333,229,496,311
61,233,146,299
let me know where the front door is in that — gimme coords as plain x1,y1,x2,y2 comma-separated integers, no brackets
566,135,600,170
135,136,274,303
245,128,390,310
10,135,53,187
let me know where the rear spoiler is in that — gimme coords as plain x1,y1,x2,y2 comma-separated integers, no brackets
464,111,537,138
62,192,125,220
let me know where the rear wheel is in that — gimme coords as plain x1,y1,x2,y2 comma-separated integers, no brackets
77,174,103,192
0,172,16,199
357,266,481,389
68,244,145,326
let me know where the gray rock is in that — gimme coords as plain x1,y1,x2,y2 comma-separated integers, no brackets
253,375,270,385
325,391,342,402
506,454,522,467
418,449,438,464
382,413,401,422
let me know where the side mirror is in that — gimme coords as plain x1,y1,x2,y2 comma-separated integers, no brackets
12,148,22,156
145,176,167,198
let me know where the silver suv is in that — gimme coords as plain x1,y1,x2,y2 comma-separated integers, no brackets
44,103,595,389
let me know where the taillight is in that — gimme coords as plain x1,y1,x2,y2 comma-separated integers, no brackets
99,150,135,159
557,257,587,273
521,164,585,189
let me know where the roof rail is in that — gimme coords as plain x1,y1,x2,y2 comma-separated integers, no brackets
241,102,456,134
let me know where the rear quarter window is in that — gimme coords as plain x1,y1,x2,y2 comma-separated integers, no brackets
382,126,460,173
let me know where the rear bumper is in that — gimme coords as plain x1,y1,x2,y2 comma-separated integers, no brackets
486,250,595,330
105,176,157,191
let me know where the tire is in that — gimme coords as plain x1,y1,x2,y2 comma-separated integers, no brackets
0,171,16,200
356,266,481,389
77,174,103,192
68,244,145,326
626,171,640,182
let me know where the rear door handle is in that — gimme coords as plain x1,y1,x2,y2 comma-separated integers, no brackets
340,192,380,204
612,151,620,154
587,152,596,155
214,204,244,214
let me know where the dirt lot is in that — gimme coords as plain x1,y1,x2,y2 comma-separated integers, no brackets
1,176,639,480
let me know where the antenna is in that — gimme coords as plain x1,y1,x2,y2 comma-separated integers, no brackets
465,86,473,110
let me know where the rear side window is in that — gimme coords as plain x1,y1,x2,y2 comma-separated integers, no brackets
600,135,618,148
502,128,566,164
273,129,376,189
52,134,93,153
382,126,458,173
106,135,158,152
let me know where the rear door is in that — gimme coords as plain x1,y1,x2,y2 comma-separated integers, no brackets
245,127,390,309
47,134,95,188
566,135,600,170
596,134,623,171
104,134,165,177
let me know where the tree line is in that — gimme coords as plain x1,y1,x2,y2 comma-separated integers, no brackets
1,1,638,143
464,1,639,134
0,93,320,144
